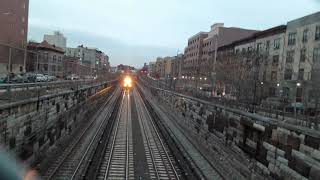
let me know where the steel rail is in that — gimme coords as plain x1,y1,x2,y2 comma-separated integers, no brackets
125,93,130,180
103,93,130,180
70,90,121,179
46,87,119,179
135,89,180,179
136,89,180,180
134,90,160,179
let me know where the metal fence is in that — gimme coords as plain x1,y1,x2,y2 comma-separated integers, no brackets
143,76,320,129
0,43,28,75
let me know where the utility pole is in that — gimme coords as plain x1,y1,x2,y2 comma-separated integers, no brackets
23,45,27,73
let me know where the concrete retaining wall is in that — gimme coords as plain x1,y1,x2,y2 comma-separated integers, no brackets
154,88,320,180
0,81,116,163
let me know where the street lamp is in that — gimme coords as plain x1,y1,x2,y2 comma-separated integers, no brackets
204,77,207,81
294,82,302,121
277,83,280,87
260,82,264,85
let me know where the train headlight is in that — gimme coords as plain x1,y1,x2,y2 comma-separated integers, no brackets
123,76,132,88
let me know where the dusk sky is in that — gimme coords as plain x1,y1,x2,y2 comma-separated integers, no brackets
28,0,320,67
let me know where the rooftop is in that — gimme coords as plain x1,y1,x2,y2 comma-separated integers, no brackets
28,40,65,53
217,25,286,51
188,32,208,41
287,11,320,28
230,25,286,47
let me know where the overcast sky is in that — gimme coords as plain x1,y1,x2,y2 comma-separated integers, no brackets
28,0,320,67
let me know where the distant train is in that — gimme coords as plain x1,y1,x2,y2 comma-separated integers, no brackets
121,75,133,91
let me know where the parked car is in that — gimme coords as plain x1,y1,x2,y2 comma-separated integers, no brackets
49,75,57,81
44,75,55,82
66,74,79,80
1,73,16,83
21,73,37,83
35,74,47,82
0,78,5,84
84,75,94,80
0,74,7,84
11,74,29,83
0,73,30,83
45,75,57,82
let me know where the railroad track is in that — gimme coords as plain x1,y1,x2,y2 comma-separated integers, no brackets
42,87,121,180
96,92,134,180
134,89,181,180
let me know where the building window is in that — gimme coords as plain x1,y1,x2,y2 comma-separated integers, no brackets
298,68,304,80
284,69,292,80
22,16,25,23
269,87,276,96
257,43,262,52
58,56,62,62
271,71,277,81
302,29,308,43
314,48,320,63
20,66,23,72
44,64,48,71
263,71,266,81
315,26,320,40
274,38,280,50
21,29,24,35
53,55,56,62
286,50,295,63
272,55,279,66
282,87,290,98
44,53,48,60
266,41,270,51
300,48,306,62
288,32,296,46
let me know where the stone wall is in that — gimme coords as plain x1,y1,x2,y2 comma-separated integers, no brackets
0,81,116,163
152,87,320,180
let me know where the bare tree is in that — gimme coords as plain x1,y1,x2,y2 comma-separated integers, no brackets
215,48,269,111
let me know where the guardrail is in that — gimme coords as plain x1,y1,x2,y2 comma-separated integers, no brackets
0,79,118,110
0,79,99,90
143,76,318,127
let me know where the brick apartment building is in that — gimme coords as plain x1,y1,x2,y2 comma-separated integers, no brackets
183,23,257,78
0,0,29,74
213,11,320,105
66,45,110,76
63,56,92,78
27,41,65,77
183,32,208,77
216,25,287,99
